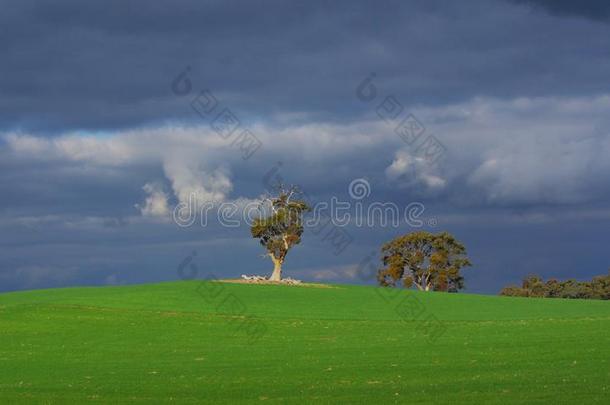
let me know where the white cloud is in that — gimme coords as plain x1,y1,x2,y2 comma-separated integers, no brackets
385,149,447,191
138,182,170,218
408,94,610,205
4,93,610,213
162,158,232,209
294,264,361,281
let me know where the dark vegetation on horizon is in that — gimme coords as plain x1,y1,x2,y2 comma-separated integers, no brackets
500,272,610,300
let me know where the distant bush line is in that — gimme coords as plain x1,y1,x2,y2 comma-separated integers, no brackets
499,271,610,300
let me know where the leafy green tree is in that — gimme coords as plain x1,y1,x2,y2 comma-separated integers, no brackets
591,270,610,300
251,185,310,281
544,278,562,298
499,285,528,297
556,279,588,299
522,274,546,297
377,231,472,292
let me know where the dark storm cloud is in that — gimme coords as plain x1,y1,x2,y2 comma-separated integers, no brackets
3,0,610,132
511,0,610,22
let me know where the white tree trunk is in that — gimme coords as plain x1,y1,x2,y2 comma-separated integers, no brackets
414,274,432,291
269,256,283,281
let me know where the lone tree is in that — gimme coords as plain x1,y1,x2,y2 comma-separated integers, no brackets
377,231,471,292
251,185,310,281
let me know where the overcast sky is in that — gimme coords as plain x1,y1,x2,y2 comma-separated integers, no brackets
2,0,610,293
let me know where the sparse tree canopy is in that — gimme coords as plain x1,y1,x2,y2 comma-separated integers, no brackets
251,185,310,281
377,231,472,292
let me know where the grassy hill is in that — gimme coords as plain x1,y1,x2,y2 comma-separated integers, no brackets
1,281,609,403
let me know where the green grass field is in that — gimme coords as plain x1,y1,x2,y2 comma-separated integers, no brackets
1,281,609,403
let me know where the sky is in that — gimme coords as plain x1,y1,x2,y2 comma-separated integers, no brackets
1,0,610,293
